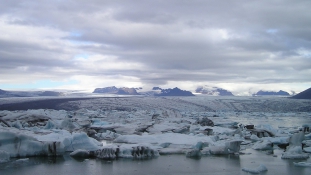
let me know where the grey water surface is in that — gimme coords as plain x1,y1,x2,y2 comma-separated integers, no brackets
1,149,310,175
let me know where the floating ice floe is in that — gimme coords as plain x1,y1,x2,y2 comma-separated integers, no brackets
282,132,309,159
15,158,29,163
0,128,102,158
202,140,243,155
252,140,273,150
0,129,65,157
293,162,311,167
242,164,268,174
70,144,159,160
70,149,90,158
303,147,311,153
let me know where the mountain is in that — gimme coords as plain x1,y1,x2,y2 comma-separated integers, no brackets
116,87,139,95
253,90,290,96
93,86,119,93
155,87,194,96
0,89,7,95
93,86,139,95
291,87,311,99
195,86,234,96
152,87,162,91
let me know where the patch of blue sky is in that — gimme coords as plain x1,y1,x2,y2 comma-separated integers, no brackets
69,31,83,37
297,48,311,58
266,29,278,34
69,39,97,46
74,53,90,59
0,79,78,90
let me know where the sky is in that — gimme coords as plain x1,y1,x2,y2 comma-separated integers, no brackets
0,0,310,95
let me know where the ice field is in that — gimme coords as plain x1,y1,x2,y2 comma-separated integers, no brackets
0,96,311,174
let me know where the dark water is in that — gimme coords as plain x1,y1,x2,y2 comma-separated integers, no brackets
1,149,310,175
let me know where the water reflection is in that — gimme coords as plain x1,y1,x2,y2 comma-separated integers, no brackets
0,150,310,175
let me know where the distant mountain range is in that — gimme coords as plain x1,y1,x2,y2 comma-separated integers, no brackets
291,87,311,99
0,89,64,98
93,86,194,96
93,86,139,95
253,90,290,96
155,87,194,96
195,86,234,96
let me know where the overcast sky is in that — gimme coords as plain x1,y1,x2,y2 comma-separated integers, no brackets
0,0,310,95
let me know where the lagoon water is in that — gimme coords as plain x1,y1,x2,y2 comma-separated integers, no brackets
1,149,310,175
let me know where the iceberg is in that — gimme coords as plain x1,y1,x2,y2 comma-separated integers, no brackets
203,140,242,155
0,130,65,157
252,140,274,150
185,149,201,157
242,164,268,174
282,132,309,159
0,150,10,163
89,144,159,159
70,149,90,158
293,162,311,167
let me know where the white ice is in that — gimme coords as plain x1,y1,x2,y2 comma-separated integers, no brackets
0,96,310,162
242,164,268,174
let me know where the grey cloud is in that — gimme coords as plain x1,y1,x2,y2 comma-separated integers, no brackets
0,0,310,91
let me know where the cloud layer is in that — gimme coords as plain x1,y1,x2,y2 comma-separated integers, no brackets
1,0,311,95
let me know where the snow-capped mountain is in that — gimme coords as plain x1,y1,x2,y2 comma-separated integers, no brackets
93,86,139,95
253,90,290,96
155,87,194,96
195,86,234,96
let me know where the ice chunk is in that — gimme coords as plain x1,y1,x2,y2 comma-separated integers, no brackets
0,150,10,163
92,147,118,159
282,132,309,159
195,117,214,126
91,144,159,159
293,162,311,167
42,141,65,156
11,120,23,129
205,140,242,155
96,130,120,140
252,140,273,150
159,142,171,148
256,124,277,136
305,133,311,140
225,140,243,153
303,147,311,153
250,134,261,141
200,147,211,155
69,132,102,151
44,120,58,129
60,118,76,131
159,148,185,155
70,149,90,158
242,164,268,174
185,149,201,157
0,130,65,157
208,146,228,155
15,158,29,163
